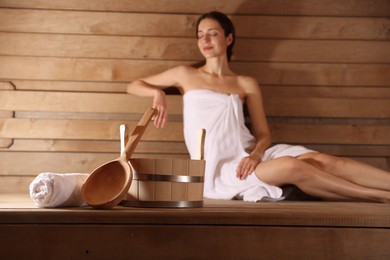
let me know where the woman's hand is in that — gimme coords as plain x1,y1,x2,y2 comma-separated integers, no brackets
236,155,261,180
152,89,168,128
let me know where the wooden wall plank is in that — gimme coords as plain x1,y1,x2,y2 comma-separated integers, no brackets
0,91,174,114
1,119,388,145
0,56,191,82
3,80,389,98
305,144,390,157
262,86,390,99
270,124,390,145
0,152,189,176
1,140,388,157
0,152,116,175
234,16,390,40
0,176,34,193
1,10,389,39
0,33,203,60
265,97,390,118
2,32,389,63
5,80,127,92
0,139,189,154
0,118,184,141
231,62,390,87
235,39,390,63
2,57,390,86
0,154,387,178
0,9,197,37
1,91,388,118
1,0,389,17
1,223,390,259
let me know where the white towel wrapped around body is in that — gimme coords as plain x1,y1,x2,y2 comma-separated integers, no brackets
183,90,316,202
29,172,89,207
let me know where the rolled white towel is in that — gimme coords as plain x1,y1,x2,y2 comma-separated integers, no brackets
29,172,89,207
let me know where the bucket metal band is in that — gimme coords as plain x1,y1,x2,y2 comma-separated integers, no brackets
133,172,204,183
120,200,203,208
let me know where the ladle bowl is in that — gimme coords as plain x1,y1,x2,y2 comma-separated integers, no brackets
81,108,156,209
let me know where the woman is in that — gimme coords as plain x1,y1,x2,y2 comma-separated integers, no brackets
127,11,390,203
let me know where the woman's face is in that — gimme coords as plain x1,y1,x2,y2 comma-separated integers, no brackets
197,18,232,60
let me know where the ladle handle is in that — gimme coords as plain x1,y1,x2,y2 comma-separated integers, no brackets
123,108,157,160
194,128,206,160
119,124,127,155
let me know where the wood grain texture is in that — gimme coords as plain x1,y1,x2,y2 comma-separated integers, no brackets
1,12,389,39
0,0,389,186
0,1,389,257
1,0,389,16
2,57,390,86
1,224,389,259
1,193,389,259
2,32,390,63
3,80,389,98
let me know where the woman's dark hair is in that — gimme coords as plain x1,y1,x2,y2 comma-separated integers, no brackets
196,11,236,61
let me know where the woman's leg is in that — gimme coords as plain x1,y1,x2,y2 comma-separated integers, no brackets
254,156,390,202
298,153,390,192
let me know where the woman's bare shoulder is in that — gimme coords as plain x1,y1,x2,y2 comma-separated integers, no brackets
237,75,260,94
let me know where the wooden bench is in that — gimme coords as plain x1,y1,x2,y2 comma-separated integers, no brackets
0,1,389,258
0,193,389,259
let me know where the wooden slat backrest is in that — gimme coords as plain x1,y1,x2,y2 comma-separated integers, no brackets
0,0,389,193
1,89,389,145
1,90,389,118
1,87,389,192
0,90,182,114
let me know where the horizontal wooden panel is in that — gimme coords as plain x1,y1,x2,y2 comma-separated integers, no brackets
0,56,192,82
6,80,390,99
262,86,390,98
0,152,117,175
0,0,388,17
3,137,389,158
1,32,389,63
0,33,202,60
1,138,389,158
303,144,390,157
0,10,389,39
2,90,388,118
0,157,387,194
2,56,390,86
235,39,390,63
235,16,390,40
0,119,184,141
265,97,390,118
0,152,387,177
0,90,183,114
0,152,189,176
1,139,189,154
2,139,389,157
6,80,127,92
0,176,34,193
231,62,390,87
0,10,197,38
1,119,388,145
270,124,390,145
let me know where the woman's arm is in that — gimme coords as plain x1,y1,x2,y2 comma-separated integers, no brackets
126,65,187,128
236,76,272,180
244,77,272,158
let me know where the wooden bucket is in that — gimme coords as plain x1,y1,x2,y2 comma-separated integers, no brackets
121,158,205,208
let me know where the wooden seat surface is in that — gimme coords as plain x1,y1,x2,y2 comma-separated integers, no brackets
1,194,389,259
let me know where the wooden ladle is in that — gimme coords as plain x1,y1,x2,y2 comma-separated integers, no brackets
81,108,157,209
